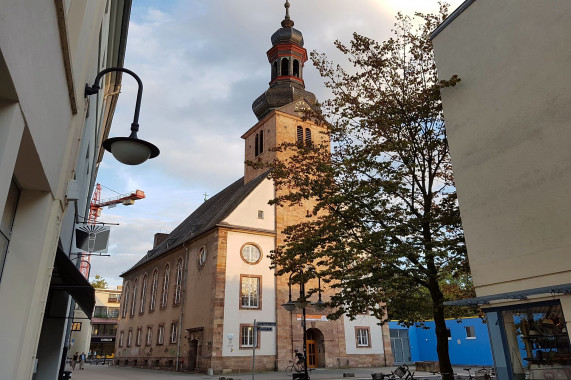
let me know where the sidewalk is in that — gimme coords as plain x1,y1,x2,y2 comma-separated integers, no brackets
69,362,478,380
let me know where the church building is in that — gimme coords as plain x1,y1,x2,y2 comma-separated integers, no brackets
115,3,392,373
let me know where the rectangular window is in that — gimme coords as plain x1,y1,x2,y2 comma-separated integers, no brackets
94,306,107,317
258,210,264,219
0,179,20,282
240,325,256,348
146,327,152,346
170,323,178,344
136,328,142,346
157,324,164,345
119,331,124,347
108,293,120,303
108,307,119,318
240,275,261,309
71,322,82,331
127,330,132,347
355,327,370,347
465,325,476,339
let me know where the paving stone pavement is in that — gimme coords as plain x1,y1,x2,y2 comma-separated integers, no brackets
67,362,477,380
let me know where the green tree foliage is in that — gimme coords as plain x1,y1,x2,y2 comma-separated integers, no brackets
262,5,473,379
90,275,108,289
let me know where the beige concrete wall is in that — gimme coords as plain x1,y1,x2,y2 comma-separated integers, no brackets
432,1,571,297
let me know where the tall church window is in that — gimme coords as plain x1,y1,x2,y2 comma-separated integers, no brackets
140,274,148,314
121,283,130,318
255,134,259,156
293,60,300,77
281,57,289,76
297,126,303,142
240,275,261,309
259,130,264,153
305,128,312,143
161,264,170,308
174,259,183,304
150,269,158,311
130,278,138,316
272,61,278,80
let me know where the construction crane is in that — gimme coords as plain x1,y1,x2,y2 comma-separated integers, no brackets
79,184,145,278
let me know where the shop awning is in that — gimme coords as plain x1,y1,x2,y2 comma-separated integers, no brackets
51,246,95,316
444,283,571,306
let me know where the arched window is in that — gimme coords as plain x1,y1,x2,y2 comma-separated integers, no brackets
122,283,130,318
305,128,312,143
259,130,264,154
161,264,170,308
130,278,138,316
174,259,183,304
293,60,300,77
140,274,148,314
150,269,158,311
297,126,303,142
272,61,278,80
255,134,259,156
281,57,289,76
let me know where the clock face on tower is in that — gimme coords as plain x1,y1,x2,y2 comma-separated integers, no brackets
294,100,308,117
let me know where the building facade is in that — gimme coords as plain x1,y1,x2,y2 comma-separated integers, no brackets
71,288,122,360
0,1,132,379
431,1,571,379
115,4,392,374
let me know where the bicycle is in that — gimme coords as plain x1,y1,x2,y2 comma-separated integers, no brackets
284,359,306,376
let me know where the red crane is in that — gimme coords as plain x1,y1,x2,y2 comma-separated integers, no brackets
79,184,146,278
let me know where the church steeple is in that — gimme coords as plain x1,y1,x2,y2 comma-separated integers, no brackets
251,1,317,120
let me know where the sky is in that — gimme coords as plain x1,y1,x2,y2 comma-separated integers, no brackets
92,0,464,288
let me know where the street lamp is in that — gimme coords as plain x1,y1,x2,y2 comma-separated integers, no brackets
85,67,160,165
281,269,325,380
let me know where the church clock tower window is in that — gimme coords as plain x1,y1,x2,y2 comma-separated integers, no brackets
281,57,289,76
305,128,311,143
297,126,303,142
293,60,300,77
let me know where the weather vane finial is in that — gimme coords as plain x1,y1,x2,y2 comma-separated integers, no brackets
281,0,294,28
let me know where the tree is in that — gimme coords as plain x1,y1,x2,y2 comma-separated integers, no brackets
90,275,108,289
263,5,472,379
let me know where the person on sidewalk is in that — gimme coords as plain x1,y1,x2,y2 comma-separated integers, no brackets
79,352,86,370
71,352,78,370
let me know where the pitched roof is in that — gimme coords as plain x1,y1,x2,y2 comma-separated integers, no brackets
121,171,270,276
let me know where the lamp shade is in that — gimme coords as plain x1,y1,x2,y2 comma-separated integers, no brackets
282,300,296,312
294,299,309,309
103,136,160,165
311,298,326,311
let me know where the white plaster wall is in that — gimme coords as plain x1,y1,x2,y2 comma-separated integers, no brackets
343,315,385,355
223,178,275,231
432,1,571,295
222,230,276,357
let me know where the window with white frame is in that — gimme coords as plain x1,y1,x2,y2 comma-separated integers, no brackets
240,275,260,309
136,328,142,346
119,331,124,347
161,265,170,308
157,324,164,345
174,259,183,304
465,325,476,339
0,179,19,283
121,284,130,318
150,269,158,311
140,274,148,313
146,327,152,346
130,278,138,316
240,325,256,348
241,244,261,264
127,330,132,346
355,327,370,347
170,323,178,344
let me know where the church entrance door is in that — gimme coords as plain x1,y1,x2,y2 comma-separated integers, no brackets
307,340,318,368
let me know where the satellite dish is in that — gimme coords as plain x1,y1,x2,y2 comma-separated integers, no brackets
75,225,111,252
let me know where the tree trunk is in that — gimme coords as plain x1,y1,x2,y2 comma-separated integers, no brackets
429,280,454,380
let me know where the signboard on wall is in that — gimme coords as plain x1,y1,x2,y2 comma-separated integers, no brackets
296,314,328,321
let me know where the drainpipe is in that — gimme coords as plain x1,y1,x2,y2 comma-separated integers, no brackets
176,243,189,371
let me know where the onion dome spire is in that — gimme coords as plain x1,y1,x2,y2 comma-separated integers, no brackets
251,0,317,120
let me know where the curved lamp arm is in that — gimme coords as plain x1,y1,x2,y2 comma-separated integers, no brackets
85,67,159,165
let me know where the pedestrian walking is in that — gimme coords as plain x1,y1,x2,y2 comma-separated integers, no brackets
79,352,86,370
72,352,78,370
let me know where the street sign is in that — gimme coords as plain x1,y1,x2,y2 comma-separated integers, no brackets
256,321,277,326
256,326,273,331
